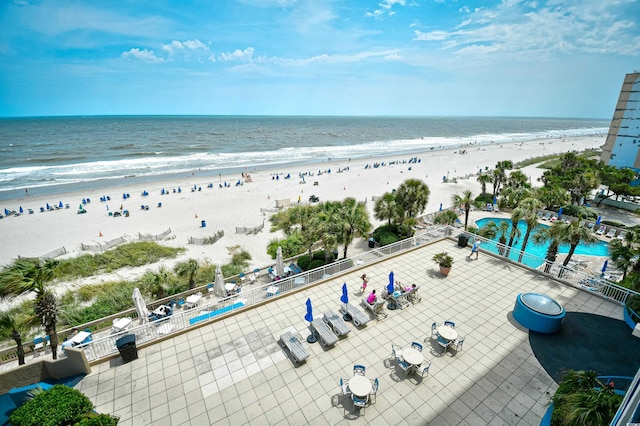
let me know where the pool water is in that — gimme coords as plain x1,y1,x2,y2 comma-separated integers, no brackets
474,217,610,267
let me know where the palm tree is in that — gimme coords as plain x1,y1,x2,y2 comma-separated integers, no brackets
339,198,371,259
533,221,565,273
506,170,529,189
374,192,399,225
0,313,26,365
516,198,543,262
312,201,343,262
557,221,598,276
270,204,318,259
505,209,524,257
491,160,513,198
609,232,637,281
478,220,498,239
394,179,430,220
477,173,491,195
175,259,199,289
496,221,510,256
451,190,475,230
0,258,61,359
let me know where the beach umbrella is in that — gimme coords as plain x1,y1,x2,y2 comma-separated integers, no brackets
601,260,608,274
132,287,150,325
4,208,9,216
387,271,395,294
439,203,443,211
19,206,23,214
46,203,50,210
59,201,63,208
340,283,351,321
493,196,497,205
305,298,317,343
557,207,563,218
595,216,602,225
275,246,285,278
213,264,226,298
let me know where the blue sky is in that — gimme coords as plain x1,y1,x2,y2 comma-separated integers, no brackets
1,0,639,118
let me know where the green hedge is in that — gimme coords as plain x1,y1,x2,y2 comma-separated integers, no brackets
10,385,94,426
307,259,326,270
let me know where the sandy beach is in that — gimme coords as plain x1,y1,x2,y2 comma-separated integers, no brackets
0,134,604,292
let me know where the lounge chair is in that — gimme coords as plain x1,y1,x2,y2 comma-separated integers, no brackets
587,222,595,230
542,212,551,220
279,331,310,365
323,310,351,336
595,225,606,235
311,319,338,348
617,231,627,240
605,228,617,238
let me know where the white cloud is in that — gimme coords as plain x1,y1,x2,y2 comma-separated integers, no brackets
414,0,640,58
162,39,208,55
365,0,407,19
121,48,164,63
219,47,255,62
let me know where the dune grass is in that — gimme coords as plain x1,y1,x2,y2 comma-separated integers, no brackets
52,241,184,280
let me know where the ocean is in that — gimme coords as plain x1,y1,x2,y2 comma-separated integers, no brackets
0,116,608,201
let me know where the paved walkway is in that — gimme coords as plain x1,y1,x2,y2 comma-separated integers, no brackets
74,239,623,425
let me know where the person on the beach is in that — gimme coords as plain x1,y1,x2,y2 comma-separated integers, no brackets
469,240,480,259
366,289,377,305
360,274,368,293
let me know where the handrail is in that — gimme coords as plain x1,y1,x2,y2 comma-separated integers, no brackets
0,226,449,365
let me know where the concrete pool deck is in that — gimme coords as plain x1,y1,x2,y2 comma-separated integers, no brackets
73,238,624,425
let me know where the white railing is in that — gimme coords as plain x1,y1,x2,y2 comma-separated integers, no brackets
74,226,451,362
464,231,639,305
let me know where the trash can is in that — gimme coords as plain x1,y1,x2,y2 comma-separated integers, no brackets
368,238,375,248
458,234,469,248
201,220,206,228
116,334,138,363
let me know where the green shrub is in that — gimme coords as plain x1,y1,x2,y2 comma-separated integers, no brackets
10,385,94,426
475,194,493,204
307,259,325,270
433,210,458,225
560,205,597,220
378,232,399,246
297,255,311,271
266,234,306,259
312,251,327,261
74,413,119,425
372,224,399,241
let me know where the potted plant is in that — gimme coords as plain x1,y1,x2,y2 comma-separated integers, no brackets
432,252,454,276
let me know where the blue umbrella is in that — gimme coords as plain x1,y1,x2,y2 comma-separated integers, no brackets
19,206,23,214
4,208,9,216
601,260,608,273
340,283,351,321
595,216,602,225
58,201,63,208
387,271,395,294
304,298,317,343
46,203,50,210
558,207,563,218
340,283,349,304
493,196,497,205
439,203,443,211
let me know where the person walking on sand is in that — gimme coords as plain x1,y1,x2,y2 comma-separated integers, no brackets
469,239,481,260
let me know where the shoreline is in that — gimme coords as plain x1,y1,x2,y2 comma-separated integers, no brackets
0,130,604,202
0,134,604,271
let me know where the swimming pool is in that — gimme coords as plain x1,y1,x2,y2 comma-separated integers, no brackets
474,217,610,267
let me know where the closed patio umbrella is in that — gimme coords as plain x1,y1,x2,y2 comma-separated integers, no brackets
305,298,317,343
213,264,226,298
387,271,395,293
557,207,563,218
132,287,150,325
601,260,608,274
276,246,285,278
340,283,351,321
19,206,23,214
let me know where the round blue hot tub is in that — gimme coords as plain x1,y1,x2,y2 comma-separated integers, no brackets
513,293,565,333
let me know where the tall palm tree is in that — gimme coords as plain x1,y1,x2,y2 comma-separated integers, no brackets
516,198,544,262
609,231,637,280
451,190,475,230
557,221,598,276
271,204,318,259
506,170,529,189
477,173,492,195
312,201,342,262
339,198,371,259
175,259,199,289
374,192,399,225
505,209,524,257
0,258,61,359
394,179,430,220
478,220,498,240
0,313,26,365
496,221,510,256
491,160,513,198
533,221,565,273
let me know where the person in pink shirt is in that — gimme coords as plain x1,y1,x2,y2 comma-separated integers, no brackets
366,289,377,305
